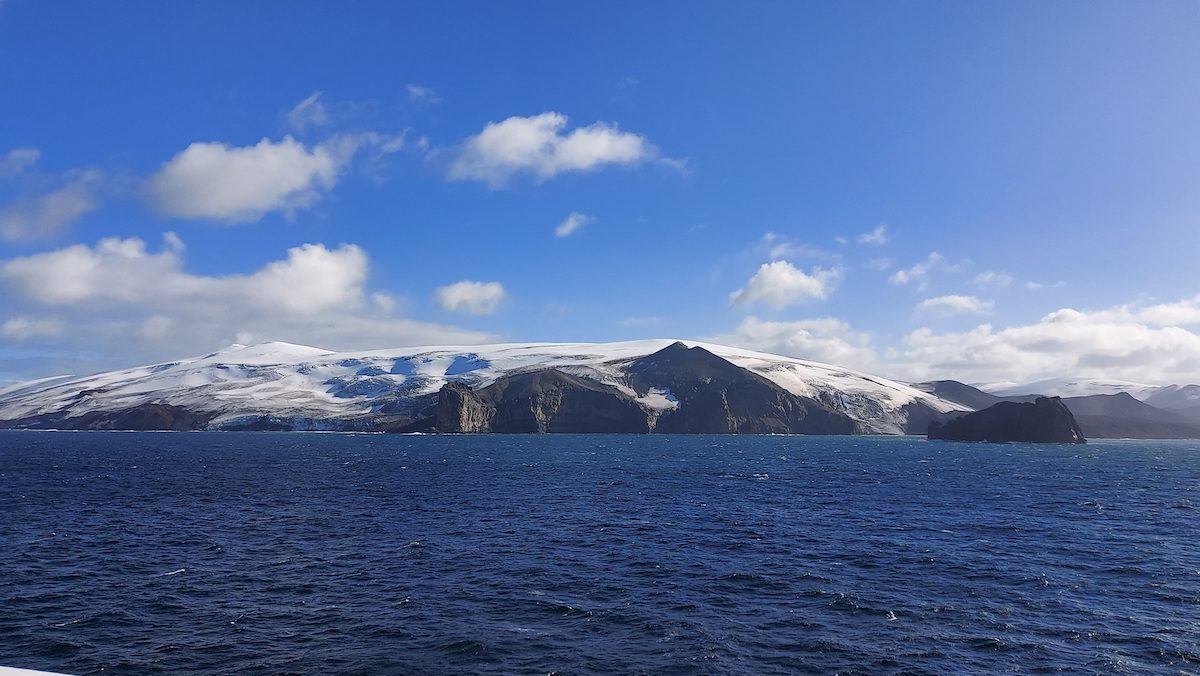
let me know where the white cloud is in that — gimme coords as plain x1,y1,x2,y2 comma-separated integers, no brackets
371,292,398,315
865,257,893,271
1,317,64,340
448,112,666,188
973,270,1013,287
0,170,101,241
1025,280,1066,291
554,212,592,238
617,316,662,327
406,84,442,104
857,224,889,245
730,261,840,309
162,231,185,253
0,235,493,370
146,133,400,222
899,295,1200,385
889,252,949,289
435,280,507,315
719,294,1200,385
0,147,40,178
285,91,329,133
709,316,879,371
916,294,994,316
1,235,367,313
758,232,837,262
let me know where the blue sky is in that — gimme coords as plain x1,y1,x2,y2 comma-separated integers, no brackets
2,1,1199,386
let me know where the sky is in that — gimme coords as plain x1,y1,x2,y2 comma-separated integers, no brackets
1,1,1199,387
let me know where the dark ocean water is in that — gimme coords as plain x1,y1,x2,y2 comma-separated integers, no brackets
1,432,1198,675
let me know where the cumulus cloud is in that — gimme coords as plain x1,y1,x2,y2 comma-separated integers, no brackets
435,280,507,315
146,133,401,222
916,294,994,316
0,235,493,374
554,212,592,238
0,147,41,178
712,293,1200,386
1,235,368,313
406,84,442,104
708,316,879,371
899,295,1200,385
0,170,102,241
448,112,668,188
730,261,840,309
857,224,889,245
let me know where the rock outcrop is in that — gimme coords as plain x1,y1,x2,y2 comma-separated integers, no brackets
432,369,651,433
927,396,1086,443
434,382,494,433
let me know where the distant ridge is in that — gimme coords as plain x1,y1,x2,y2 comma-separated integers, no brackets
914,379,1200,439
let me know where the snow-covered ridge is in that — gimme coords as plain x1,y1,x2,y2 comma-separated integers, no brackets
983,377,1162,400
0,339,963,433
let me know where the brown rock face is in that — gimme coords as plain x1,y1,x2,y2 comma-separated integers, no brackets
486,370,651,433
433,370,650,433
434,382,494,433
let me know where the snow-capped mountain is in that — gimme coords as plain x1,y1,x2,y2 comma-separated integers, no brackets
1143,384,1200,410
0,339,963,434
983,377,1164,400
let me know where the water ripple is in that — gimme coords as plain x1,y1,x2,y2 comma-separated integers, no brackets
1,432,1198,674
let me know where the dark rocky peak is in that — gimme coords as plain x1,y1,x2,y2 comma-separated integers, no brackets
628,342,859,435
627,342,760,395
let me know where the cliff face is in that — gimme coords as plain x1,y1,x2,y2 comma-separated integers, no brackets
433,370,650,433
0,402,216,431
483,370,651,433
928,396,1086,444
434,382,494,433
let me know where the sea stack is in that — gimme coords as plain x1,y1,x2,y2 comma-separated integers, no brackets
928,396,1087,444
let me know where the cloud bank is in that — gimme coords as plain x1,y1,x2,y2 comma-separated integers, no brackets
0,235,492,372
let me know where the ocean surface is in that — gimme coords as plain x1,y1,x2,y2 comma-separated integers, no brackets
1,432,1198,675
